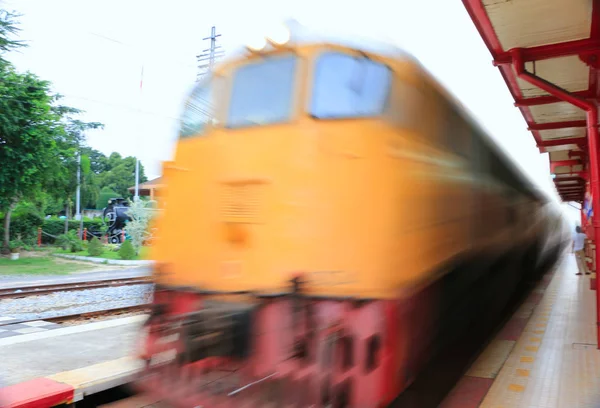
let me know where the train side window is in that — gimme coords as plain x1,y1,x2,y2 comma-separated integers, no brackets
386,78,425,131
440,103,469,158
310,52,391,119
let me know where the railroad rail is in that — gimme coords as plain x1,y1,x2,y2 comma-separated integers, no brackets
0,303,151,327
0,277,153,300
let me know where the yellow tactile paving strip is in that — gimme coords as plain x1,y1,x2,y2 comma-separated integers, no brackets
480,255,600,408
466,339,517,379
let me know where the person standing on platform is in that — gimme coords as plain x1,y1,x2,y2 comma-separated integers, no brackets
573,226,589,275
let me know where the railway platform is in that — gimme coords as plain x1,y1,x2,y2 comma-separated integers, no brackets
440,253,600,408
0,315,146,407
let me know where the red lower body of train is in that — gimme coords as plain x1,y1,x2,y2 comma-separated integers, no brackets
134,232,565,407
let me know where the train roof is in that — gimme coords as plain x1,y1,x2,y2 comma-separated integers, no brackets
216,20,411,64
209,21,545,201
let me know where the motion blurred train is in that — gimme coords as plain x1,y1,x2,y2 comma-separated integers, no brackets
136,21,568,407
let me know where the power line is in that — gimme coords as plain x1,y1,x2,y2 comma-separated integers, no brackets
0,93,180,121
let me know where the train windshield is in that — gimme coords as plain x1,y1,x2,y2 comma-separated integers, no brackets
180,77,215,138
226,54,297,128
310,52,391,119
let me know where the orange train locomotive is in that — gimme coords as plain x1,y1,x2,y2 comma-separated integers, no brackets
136,22,567,407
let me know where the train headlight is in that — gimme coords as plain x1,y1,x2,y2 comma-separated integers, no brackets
266,24,291,46
246,35,267,52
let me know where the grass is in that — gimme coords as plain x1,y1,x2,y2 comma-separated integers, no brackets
54,245,151,261
0,256,93,275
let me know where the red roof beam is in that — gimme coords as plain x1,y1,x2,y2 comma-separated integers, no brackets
493,38,600,66
537,138,587,148
555,184,585,189
557,187,585,192
528,120,587,131
515,91,596,107
554,172,589,181
554,177,585,183
557,181,585,186
551,160,581,167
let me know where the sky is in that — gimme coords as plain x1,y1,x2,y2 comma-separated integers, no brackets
2,0,581,224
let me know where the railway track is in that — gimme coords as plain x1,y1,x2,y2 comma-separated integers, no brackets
0,303,152,327
0,276,153,299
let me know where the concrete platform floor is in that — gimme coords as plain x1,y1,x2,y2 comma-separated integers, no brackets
0,315,146,387
441,253,600,408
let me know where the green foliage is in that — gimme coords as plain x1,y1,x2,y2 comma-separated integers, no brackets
118,239,135,260
9,206,43,241
125,199,157,254
0,10,23,64
98,153,147,199
78,148,148,209
0,10,103,250
9,239,24,253
41,218,104,244
55,230,84,252
0,206,43,243
96,187,118,210
87,236,103,257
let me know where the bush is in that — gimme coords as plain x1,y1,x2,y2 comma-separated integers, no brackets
88,237,103,257
105,243,120,252
71,239,85,253
0,210,44,243
9,239,25,253
56,230,85,253
118,239,136,260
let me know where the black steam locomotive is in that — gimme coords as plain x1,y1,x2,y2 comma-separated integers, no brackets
102,198,132,244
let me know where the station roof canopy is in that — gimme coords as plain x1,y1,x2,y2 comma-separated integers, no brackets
463,0,600,203
127,177,164,197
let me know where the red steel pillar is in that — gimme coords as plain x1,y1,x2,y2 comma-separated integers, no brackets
511,49,600,347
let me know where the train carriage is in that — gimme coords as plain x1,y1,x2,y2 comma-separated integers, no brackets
137,21,566,407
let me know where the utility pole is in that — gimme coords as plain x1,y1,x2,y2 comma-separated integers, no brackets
196,26,224,81
75,153,81,220
134,66,144,202
76,152,84,239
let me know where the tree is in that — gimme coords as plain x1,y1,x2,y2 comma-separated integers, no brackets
98,153,147,199
0,9,103,250
75,148,147,208
96,187,118,210
0,10,22,64
81,146,108,174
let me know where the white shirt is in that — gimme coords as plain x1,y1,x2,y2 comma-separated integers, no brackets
573,232,587,252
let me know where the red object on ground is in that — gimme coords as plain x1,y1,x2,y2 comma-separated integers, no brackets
83,228,87,241
0,378,74,408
